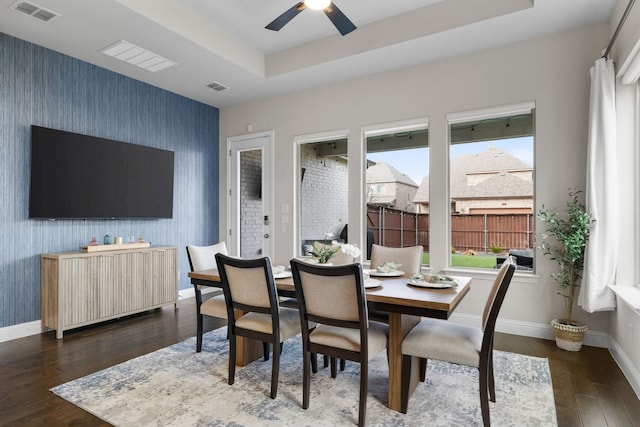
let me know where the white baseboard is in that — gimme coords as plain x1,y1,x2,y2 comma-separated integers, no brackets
0,320,41,343
449,313,610,348
178,287,222,300
0,288,221,343
609,336,640,399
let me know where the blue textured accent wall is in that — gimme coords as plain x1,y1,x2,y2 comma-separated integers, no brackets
0,33,219,328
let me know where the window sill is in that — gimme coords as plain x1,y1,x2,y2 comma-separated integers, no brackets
609,285,640,313
442,266,540,285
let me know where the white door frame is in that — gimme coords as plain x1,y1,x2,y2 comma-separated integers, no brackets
227,131,274,258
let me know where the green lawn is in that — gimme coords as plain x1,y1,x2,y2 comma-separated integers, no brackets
422,253,498,269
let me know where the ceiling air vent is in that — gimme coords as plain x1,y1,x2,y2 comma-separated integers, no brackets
207,82,229,92
100,40,177,73
10,1,60,22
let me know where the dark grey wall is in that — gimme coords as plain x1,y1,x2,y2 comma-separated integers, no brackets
0,32,220,328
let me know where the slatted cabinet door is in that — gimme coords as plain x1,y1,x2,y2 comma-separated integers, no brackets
151,247,178,306
114,250,153,315
62,253,114,327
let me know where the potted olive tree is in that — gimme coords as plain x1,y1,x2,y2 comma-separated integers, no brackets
537,189,594,351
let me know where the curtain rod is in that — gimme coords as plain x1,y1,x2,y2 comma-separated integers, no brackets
603,0,636,59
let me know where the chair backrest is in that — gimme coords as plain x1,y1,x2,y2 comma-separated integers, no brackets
186,242,228,272
290,260,367,331
480,256,516,352
369,244,423,274
215,253,279,319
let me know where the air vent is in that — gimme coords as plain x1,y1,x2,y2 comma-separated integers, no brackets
10,1,60,22
100,40,177,73
207,82,229,92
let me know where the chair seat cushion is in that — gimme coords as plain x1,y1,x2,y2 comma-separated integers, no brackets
201,294,227,319
402,318,483,367
236,307,301,342
310,321,388,358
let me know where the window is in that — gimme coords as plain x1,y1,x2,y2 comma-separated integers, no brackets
448,105,535,270
364,120,429,263
297,135,349,256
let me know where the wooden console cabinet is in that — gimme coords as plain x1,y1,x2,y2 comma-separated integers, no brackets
41,245,178,338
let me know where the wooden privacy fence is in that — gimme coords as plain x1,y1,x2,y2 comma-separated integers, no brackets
366,205,534,253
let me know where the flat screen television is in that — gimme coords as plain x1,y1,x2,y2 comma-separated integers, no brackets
29,125,174,219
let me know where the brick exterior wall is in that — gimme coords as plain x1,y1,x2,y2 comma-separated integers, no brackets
239,149,263,258
300,143,348,245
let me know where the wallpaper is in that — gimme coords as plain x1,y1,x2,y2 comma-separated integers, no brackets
0,32,219,328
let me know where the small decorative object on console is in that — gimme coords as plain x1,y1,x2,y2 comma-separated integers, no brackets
89,237,98,246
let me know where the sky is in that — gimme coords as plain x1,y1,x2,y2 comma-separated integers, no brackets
366,136,534,185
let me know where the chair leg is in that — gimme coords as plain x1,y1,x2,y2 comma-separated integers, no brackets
400,355,412,414
302,347,311,409
270,340,280,399
330,357,337,378
419,357,427,382
340,359,346,371
311,352,318,374
194,287,207,352
323,355,329,368
263,342,270,361
358,360,368,427
479,365,491,427
196,313,204,352
488,350,496,402
280,342,284,354
228,334,236,386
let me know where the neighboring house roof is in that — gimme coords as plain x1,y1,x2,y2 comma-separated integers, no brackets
413,146,532,202
459,146,530,174
413,176,429,203
366,161,418,187
453,171,532,199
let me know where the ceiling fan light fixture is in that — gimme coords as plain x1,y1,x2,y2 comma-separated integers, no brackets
304,0,330,11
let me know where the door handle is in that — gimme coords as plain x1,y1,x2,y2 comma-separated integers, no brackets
264,234,270,239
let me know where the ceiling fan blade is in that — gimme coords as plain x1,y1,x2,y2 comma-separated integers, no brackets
324,2,356,36
265,2,306,31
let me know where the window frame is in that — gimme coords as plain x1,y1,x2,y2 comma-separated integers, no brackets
445,101,536,271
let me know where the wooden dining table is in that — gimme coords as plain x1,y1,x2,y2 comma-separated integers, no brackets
188,267,471,412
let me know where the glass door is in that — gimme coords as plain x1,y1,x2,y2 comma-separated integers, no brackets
228,132,273,258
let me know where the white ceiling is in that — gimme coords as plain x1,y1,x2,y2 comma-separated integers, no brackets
0,0,615,108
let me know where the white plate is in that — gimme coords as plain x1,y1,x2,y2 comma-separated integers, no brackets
368,270,404,277
364,278,382,289
407,277,457,289
274,271,292,279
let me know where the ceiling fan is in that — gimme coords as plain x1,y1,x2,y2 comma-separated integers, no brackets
266,1,357,36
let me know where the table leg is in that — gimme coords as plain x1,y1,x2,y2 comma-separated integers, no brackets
387,313,421,411
236,336,262,366
234,308,264,367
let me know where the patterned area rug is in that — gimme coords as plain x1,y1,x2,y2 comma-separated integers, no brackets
51,328,557,426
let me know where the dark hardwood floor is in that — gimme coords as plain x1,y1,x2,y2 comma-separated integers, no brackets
0,297,638,426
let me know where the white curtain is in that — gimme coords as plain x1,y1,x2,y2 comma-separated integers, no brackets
578,58,617,313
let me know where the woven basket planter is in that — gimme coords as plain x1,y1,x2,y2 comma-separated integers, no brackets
551,319,588,351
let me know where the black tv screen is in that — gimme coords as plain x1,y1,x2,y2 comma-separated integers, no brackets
29,126,174,219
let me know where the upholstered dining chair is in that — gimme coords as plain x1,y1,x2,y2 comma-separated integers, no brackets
187,243,271,360
369,244,423,275
215,253,302,399
186,242,230,352
367,244,424,325
399,256,516,426
290,259,389,427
